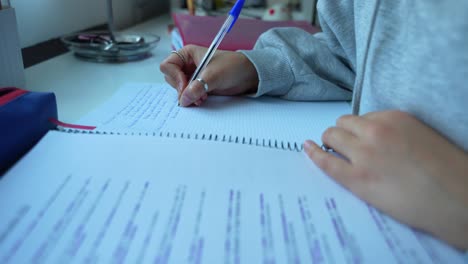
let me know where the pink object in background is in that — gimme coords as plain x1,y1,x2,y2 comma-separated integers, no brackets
172,13,318,51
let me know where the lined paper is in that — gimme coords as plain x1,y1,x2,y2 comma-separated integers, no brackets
78,83,350,149
0,131,464,263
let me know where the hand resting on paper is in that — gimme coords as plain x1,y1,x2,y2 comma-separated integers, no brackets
161,47,468,250
160,45,259,107
303,110,468,250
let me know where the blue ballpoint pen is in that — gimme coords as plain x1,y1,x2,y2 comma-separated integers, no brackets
188,0,245,87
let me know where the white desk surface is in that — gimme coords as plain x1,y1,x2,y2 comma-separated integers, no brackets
25,14,173,122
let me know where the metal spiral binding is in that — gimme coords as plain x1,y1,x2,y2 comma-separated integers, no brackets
56,127,303,152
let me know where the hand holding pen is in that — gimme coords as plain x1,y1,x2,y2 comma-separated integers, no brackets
160,0,259,106
161,45,259,106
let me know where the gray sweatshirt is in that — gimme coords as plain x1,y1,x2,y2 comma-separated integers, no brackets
241,0,468,152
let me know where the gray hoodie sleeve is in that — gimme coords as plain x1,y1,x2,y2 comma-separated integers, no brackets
239,0,356,101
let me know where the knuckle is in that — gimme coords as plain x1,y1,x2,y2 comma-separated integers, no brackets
382,110,404,120
321,127,335,143
184,44,198,56
364,123,389,142
159,62,168,73
386,110,406,118
390,110,416,123
380,110,412,122
352,166,375,183
336,114,353,126
358,144,375,159
185,44,195,51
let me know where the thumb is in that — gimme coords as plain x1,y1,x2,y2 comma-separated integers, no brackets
179,73,211,107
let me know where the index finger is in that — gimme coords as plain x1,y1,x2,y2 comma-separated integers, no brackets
159,53,188,92
303,140,366,198
336,114,371,138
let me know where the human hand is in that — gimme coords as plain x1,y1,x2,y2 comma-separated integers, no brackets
159,45,259,107
304,110,468,250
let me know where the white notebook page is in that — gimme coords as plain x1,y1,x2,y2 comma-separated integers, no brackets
78,83,350,149
0,131,464,263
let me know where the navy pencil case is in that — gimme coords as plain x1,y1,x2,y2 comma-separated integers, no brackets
0,87,57,174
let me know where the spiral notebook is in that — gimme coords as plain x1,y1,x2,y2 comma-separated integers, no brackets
73,83,350,151
1,83,465,262
0,131,465,263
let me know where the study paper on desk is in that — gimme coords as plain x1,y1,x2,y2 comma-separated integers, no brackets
77,83,350,150
0,131,465,263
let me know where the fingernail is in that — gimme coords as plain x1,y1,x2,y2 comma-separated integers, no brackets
180,94,191,107
303,140,314,151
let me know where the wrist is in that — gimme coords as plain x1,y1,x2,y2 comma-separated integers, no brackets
426,193,468,250
426,140,468,250
238,53,259,94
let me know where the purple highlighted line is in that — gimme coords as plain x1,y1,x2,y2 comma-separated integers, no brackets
32,178,91,263
368,206,395,249
224,190,235,264
278,195,300,264
234,191,241,264
260,194,266,252
61,179,111,260
154,185,186,264
412,230,441,264
193,238,204,264
325,198,362,264
259,194,276,264
84,181,130,263
0,205,30,246
112,182,150,264
188,191,206,264
279,196,290,245
1,174,72,263
298,196,324,264
368,205,410,263
325,199,345,248
135,210,159,264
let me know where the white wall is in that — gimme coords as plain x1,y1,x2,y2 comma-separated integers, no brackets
11,0,170,48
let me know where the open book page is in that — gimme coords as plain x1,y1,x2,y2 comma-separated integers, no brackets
78,83,350,150
0,131,464,263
